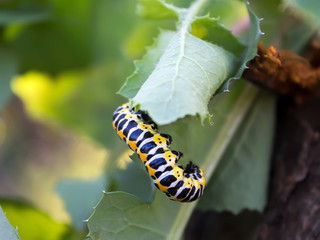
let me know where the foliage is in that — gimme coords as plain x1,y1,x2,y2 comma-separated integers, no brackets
119,0,252,124
0,0,318,240
0,200,76,240
0,206,20,240
198,90,275,212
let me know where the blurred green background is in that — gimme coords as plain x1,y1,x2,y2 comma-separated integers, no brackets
0,0,150,238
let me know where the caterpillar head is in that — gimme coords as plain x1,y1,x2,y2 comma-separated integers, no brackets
171,150,183,160
184,162,199,174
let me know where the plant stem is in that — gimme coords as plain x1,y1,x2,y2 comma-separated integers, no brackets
179,0,208,32
202,84,259,176
166,83,259,240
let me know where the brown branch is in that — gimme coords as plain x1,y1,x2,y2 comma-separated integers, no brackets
243,42,320,104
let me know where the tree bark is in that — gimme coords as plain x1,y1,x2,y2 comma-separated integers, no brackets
254,97,320,240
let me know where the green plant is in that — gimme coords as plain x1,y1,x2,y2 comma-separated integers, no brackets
0,0,318,239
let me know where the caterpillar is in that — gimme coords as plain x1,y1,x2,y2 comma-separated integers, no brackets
112,103,206,202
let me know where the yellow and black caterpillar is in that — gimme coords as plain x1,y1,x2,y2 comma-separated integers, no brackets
112,103,206,202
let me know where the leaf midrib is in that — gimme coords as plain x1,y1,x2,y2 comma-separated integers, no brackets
165,0,209,110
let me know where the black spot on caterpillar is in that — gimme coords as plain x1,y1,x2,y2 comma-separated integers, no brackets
112,103,206,202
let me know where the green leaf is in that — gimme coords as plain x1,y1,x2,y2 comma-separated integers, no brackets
198,91,276,213
0,49,17,113
0,206,21,240
191,15,246,57
110,160,156,204
119,0,262,125
131,0,238,124
0,200,72,240
133,30,236,124
137,0,179,19
87,191,181,240
119,30,176,99
223,0,261,88
56,176,107,230
243,0,263,63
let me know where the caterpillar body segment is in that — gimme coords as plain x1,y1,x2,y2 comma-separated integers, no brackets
112,103,206,202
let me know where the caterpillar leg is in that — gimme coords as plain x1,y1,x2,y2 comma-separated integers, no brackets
171,150,183,161
159,133,172,145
